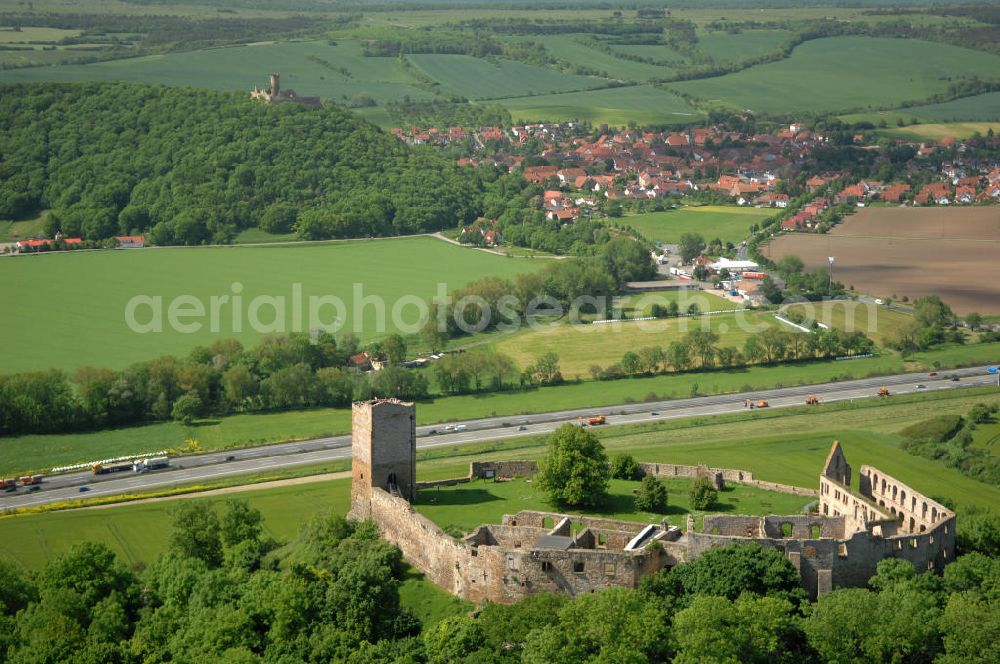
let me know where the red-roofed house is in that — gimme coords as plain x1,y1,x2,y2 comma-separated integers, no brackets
115,235,145,248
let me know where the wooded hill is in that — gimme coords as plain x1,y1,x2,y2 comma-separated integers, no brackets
0,82,492,245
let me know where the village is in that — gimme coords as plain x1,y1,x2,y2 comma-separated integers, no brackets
392,120,1000,237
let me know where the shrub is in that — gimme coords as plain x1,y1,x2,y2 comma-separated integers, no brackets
635,475,669,513
689,477,718,511
611,453,641,480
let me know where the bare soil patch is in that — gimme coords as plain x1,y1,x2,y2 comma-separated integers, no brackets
766,207,1000,315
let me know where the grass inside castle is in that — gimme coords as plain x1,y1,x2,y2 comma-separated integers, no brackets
412,477,812,534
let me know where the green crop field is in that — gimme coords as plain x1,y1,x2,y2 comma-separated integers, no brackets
670,37,1000,115
695,29,793,63
414,476,812,533
783,301,913,346
0,236,540,374
896,92,1000,123
406,54,607,100
623,206,775,245
0,39,436,105
3,340,999,476
492,311,787,377
502,84,702,126
605,43,689,68
506,34,673,82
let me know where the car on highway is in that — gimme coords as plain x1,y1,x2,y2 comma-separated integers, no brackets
928,372,938,376
950,375,960,382
224,455,236,462
454,425,467,432
28,486,40,492
916,384,926,389
651,412,660,416
517,425,527,431
427,429,437,435
78,486,90,493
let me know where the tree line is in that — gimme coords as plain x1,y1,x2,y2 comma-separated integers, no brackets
0,332,430,438
590,325,875,382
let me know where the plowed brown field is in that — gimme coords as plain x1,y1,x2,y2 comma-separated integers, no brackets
765,207,1000,314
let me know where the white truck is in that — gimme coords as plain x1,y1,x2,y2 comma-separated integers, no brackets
133,457,170,473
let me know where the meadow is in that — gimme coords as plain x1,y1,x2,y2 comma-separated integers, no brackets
623,205,775,245
491,310,785,377
670,36,1000,115
406,54,607,100
5,342,999,476
501,84,702,126
0,236,540,374
613,290,739,319
414,476,812,533
783,301,913,346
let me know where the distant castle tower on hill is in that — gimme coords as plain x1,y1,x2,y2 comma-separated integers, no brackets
250,72,321,109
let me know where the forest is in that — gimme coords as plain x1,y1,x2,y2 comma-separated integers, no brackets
0,83,503,245
0,500,997,663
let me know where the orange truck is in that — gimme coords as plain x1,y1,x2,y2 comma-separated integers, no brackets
756,400,770,408
19,475,42,486
878,387,891,397
805,395,820,405
587,415,606,425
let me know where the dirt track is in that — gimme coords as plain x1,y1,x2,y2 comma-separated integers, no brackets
766,207,1000,315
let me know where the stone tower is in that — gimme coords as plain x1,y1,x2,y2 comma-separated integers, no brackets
269,73,280,97
350,399,416,519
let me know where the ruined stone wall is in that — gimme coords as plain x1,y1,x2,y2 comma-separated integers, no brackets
471,460,538,479
638,462,815,496
503,511,648,536
819,475,889,533
744,479,819,497
860,465,955,535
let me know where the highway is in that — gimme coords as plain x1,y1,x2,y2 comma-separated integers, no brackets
3,364,997,510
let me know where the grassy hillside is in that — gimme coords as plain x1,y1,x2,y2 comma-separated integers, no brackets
695,29,793,63
670,36,1000,115
623,206,775,246
0,237,540,373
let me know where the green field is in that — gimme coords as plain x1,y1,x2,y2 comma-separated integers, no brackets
492,310,785,377
624,206,775,245
670,37,1000,115
0,39,435,105
897,92,1000,123
0,236,540,374
605,42,689,68
407,54,607,99
784,301,913,346
415,476,812,533
695,29,793,63
508,34,673,82
4,340,999,476
502,84,702,126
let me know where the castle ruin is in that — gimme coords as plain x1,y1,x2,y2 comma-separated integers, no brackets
250,73,321,108
350,399,956,603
